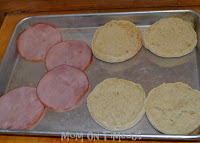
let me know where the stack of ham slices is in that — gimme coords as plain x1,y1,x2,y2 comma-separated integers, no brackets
0,23,92,129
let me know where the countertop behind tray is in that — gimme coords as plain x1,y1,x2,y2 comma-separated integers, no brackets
1,6,200,143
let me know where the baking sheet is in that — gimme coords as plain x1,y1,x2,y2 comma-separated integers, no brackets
0,10,200,140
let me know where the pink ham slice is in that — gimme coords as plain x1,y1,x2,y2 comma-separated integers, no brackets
37,65,89,111
45,40,92,71
17,23,62,61
0,86,45,129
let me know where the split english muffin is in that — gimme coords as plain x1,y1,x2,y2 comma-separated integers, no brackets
143,18,197,58
91,20,142,63
87,78,145,131
145,82,200,134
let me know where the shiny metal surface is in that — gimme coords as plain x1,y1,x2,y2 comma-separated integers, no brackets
0,10,200,140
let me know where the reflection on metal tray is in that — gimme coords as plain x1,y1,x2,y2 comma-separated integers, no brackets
0,10,200,140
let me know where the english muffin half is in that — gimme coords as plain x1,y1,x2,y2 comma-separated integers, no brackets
143,18,197,58
91,20,142,63
87,78,145,131
145,82,200,134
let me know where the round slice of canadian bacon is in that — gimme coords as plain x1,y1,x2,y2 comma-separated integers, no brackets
37,65,89,111
17,23,62,61
0,86,45,129
45,40,92,71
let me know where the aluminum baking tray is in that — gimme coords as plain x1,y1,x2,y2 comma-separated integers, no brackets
0,10,200,141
